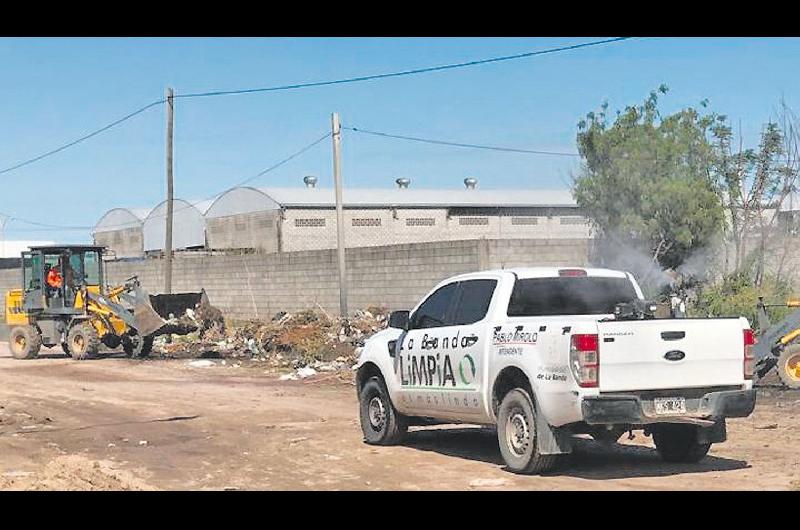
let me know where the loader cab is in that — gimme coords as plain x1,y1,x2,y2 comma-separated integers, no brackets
22,245,105,314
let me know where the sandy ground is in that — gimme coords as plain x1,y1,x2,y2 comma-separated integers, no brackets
0,342,798,491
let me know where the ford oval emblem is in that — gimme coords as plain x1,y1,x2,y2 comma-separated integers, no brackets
664,350,686,361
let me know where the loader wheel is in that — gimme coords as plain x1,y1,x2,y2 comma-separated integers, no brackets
777,345,800,389
359,376,408,445
497,388,559,474
9,326,42,360
67,323,100,360
122,334,154,358
652,424,711,463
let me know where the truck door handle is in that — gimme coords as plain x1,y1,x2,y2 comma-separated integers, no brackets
661,331,685,341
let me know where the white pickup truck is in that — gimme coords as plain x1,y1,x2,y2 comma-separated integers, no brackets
355,267,757,474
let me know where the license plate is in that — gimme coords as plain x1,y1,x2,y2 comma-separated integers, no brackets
654,397,686,415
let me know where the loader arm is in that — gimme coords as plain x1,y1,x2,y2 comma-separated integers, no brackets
753,297,800,363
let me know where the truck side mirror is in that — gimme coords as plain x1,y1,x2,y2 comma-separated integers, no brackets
388,310,410,330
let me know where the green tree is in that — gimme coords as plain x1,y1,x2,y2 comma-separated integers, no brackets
709,102,798,285
574,86,725,274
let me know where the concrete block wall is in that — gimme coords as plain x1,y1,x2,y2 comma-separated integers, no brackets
280,208,592,252
0,238,590,323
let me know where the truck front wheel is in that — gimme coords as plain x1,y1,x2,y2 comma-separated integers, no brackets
359,376,408,445
497,388,558,474
652,424,711,463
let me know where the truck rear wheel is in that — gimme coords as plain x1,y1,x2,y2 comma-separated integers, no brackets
497,388,559,474
9,326,42,360
359,376,408,445
777,345,800,389
652,424,711,463
67,323,100,360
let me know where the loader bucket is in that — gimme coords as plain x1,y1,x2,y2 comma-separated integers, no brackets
119,285,170,337
90,286,168,338
148,291,206,320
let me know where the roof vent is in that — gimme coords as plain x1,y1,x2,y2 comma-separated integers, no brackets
464,177,478,190
303,175,318,188
396,178,410,189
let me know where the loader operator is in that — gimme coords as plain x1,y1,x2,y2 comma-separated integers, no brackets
47,265,63,289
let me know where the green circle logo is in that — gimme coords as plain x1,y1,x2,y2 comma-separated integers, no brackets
458,354,476,385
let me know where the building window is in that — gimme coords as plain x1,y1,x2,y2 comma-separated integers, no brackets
458,217,489,226
352,218,382,227
511,217,539,226
559,217,589,225
406,217,435,226
295,218,326,228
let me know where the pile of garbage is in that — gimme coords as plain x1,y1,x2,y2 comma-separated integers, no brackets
154,306,389,374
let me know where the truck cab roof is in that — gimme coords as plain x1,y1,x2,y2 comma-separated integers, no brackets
445,267,630,282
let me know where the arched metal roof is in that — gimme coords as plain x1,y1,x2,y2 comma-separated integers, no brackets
205,186,281,218
93,207,151,234
142,199,211,252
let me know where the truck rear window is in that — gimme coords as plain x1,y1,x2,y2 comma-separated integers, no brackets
507,277,638,316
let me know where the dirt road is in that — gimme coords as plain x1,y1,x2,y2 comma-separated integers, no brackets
0,343,798,490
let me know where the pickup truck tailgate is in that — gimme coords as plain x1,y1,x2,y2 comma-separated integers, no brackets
596,318,746,392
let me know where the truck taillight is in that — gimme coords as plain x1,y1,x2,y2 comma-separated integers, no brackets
743,328,756,380
570,334,599,388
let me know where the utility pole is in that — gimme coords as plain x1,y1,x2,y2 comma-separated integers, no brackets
331,112,348,317
164,87,175,294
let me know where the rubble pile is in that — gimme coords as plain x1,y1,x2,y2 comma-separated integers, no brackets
153,306,390,375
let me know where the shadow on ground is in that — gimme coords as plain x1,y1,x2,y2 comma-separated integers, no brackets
403,426,749,479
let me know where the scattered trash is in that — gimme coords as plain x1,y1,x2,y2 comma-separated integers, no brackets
188,360,216,368
289,437,308,444
148,306,388,383
138,440,148,446
755,423,779,430
296,366,317,379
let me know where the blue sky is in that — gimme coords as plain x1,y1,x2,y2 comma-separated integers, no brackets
1,36,799,243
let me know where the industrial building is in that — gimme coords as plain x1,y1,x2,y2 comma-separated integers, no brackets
92,177,592,257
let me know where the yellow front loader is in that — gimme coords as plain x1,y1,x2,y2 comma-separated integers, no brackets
4,245,205,360
754,297,800,389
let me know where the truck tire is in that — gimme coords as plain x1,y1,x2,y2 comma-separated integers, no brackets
497,388,559,474
67,323,100,360
9,326,42,360
140,335,154,357
359,376,408,445
777,345,800,389
652,424,711,463
122,335,155,358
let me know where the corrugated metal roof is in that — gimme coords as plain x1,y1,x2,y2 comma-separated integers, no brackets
256,187,576,208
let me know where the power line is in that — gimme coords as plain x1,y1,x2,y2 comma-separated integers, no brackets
174,37,633,99
343,126,580,157
88,131,332,232
0,99,165,176
0,209,92,231
232,131,331,188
